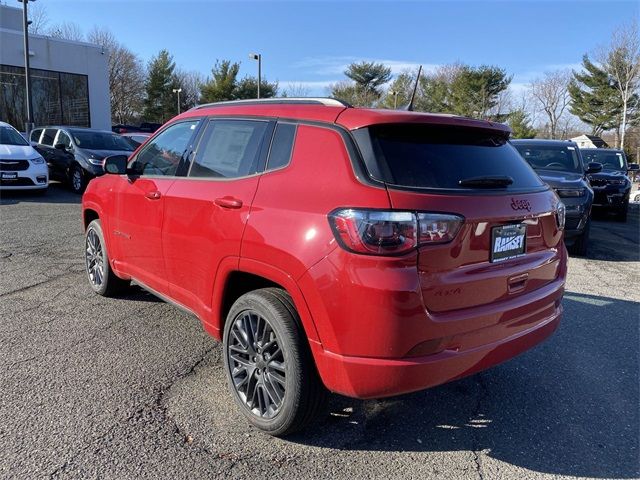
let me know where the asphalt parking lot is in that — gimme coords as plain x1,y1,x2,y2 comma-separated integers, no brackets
1,183,638,480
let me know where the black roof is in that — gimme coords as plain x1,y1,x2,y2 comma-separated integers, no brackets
511,139,579,148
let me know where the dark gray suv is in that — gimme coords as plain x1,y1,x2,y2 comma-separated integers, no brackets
512,139,601,256
31,127,134,193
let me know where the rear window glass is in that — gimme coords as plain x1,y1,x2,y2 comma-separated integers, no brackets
354,124,545,191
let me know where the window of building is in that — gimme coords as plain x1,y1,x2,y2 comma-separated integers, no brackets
0,64,90,130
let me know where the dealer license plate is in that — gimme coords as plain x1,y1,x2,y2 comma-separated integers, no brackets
491,224,526,262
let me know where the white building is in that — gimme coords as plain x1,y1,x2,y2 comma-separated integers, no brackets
570,134,609,149
0,4,110,131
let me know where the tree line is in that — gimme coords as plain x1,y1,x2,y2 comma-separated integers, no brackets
26,4,639,155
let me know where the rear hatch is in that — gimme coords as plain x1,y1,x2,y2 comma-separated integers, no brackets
352,123,564,313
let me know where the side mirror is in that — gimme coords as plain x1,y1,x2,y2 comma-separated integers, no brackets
585,162,603,174
54,143,66,151
104,155,128,175
627,163,639,171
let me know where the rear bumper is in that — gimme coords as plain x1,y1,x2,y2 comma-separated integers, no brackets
311,302,561,399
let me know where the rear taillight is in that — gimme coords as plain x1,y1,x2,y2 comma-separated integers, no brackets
328,209,463,256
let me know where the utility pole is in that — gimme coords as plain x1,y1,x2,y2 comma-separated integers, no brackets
19,0,35,135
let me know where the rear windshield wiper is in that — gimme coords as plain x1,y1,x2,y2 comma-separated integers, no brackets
458,176,514,188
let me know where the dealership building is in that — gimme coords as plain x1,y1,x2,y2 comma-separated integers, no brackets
0,4,110,131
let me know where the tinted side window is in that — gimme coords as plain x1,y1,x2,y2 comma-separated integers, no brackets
189,119,268,179
134,121,199,176
41,128,57,146
30,129,42,143
266,123,296,171
57,131,72,148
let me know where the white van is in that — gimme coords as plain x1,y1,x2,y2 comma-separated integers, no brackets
0,121,49,192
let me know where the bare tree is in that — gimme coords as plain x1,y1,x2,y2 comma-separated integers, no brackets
530,70,572,139
28,3,49,35
282,83,311,97
48,21,84,41
87,27,146,124
598,20,640,149
174,69,204,110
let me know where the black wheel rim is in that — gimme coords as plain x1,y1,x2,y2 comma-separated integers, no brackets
72,169,82,191
227,311,286,419
85,228,104,287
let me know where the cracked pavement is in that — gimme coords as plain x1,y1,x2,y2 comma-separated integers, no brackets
1,183,638,479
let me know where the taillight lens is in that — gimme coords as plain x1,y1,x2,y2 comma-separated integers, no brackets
328,209,463,256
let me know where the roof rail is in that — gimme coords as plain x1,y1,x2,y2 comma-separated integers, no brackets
190,97,352,111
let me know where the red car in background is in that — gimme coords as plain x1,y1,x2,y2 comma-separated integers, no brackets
82,98,567,436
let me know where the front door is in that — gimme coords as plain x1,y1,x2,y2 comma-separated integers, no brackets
111,119,201,292
162,118,273,317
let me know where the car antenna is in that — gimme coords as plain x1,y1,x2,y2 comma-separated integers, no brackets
404,65,422,112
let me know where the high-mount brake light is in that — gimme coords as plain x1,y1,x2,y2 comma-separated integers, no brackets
328,209,464,256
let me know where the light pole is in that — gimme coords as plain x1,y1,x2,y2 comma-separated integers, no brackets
390,90,399,109
249,53,261,99
18,0,35,135
172,88,182,114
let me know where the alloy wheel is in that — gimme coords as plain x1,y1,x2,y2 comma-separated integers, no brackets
85,228,104,287
72,169,82,192
227,312,286,419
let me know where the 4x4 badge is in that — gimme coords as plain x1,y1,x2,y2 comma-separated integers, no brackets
511,198,531,211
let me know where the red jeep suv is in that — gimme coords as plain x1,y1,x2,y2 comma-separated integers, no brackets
82,98,567,436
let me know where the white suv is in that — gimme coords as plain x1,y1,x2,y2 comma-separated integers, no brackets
0,121,49,192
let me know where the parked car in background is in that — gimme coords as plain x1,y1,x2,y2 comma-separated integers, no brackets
120,132,151,148
580,148,639,222
112,124,141,134
139,122,162,133
31,127,135,194
82,98,567,436
0,121,48,192
512,139,599,256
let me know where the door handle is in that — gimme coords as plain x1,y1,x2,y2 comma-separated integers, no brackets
214,197,243,209
145,190,161,200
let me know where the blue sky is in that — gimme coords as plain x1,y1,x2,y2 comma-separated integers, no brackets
35,0,640,95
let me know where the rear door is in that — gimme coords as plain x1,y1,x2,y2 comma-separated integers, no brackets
162,118,273,317
354,124,563,314
110,119,201,292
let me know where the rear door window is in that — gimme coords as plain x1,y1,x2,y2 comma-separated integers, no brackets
41,128,58,146
266,123,296,171
189,119,269,179
354,124,545,191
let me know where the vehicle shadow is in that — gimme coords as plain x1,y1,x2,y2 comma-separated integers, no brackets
582,204,639,262
0,181,80,206
288,291,639,479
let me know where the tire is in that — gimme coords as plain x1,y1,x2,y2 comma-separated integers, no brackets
84,219,129,296
223,288,327,436
569,218,590,256
70,164,87,194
